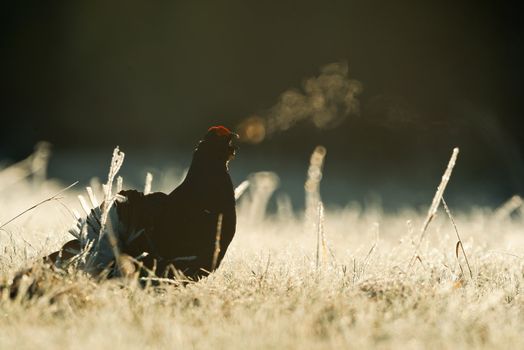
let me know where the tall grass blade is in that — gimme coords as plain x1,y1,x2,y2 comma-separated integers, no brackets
442,197,473,279
211,213,223,271
0,181,78,230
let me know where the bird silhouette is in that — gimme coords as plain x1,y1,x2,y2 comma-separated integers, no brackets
47,126,239,279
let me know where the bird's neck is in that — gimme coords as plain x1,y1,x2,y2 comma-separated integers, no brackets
188,149,228,175
169,149,229,196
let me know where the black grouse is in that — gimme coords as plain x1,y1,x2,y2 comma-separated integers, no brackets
48,126,239,279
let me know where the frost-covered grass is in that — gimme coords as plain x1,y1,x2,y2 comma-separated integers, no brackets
1,173,523,349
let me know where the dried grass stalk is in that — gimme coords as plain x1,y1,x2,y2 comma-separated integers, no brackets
0,181,78,230
144,172,153,195
98,147,126,275
305,146,327,225
245,172,279,223
234,180,250,200
418,147,459,242
442,197,473,279
494,195,522,221
315,201,327,271
0,141,51,190
116,176,123,193
409,147,459,268
211,213,223,271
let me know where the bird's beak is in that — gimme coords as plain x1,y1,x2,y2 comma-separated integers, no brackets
228,133,239,160
233,132,239,146
231,133,239,148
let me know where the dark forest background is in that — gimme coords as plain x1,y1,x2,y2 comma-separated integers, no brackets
2,0,523,209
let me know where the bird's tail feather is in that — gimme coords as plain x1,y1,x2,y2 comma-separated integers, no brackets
65,186,128,274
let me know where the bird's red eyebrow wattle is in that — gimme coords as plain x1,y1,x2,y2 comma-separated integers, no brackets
208,125,231,137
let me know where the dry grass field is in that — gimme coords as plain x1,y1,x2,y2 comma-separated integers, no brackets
1,150,523,349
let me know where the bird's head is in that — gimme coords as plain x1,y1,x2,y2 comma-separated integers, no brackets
196,126,239,165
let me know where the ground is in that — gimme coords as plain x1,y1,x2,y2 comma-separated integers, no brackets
0,175,523,350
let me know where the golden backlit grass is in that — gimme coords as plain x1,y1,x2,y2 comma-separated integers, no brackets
1,177,523,350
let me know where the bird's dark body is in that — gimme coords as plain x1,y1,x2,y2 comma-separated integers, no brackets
119,153,236,277
47,126,238,279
